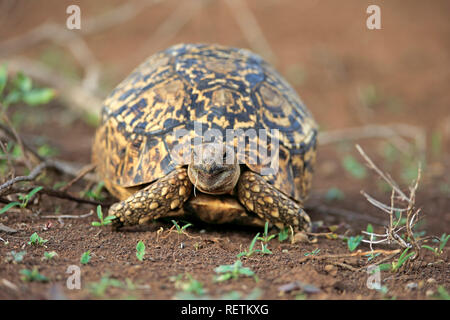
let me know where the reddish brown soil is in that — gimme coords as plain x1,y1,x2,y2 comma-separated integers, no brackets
0,0,449,300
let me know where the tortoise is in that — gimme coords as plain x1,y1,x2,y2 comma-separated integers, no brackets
92,43,318,232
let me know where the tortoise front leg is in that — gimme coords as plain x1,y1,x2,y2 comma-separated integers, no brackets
109,168,192,229
237,171,311,231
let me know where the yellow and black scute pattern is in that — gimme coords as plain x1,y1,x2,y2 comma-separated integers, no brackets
93,43,318,201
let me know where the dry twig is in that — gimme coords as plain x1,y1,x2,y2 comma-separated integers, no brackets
356,144,423,259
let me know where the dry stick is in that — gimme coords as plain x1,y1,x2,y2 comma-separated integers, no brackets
357,144,423,260
1,113,32,170
40,212,93,219
225,0,277,65
3,185,109,206
0,161,48,194
356,144,409,202
298,249,401,264
0,122,97,182
0,140,14,178
0,121,44,162
60,164,96,192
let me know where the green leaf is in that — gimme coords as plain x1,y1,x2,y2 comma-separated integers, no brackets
325,187,345,201
0,202,21,214
80,250,91,265
22,88,55,106
136,241,145,261
347,235,363,252
278,227,289,242
378,263,392,271
421,245,436,253
91,221,102,227
96,205,103,221
3,90,22,107
0,64,7,96
14,72,32,92
342,155,367,179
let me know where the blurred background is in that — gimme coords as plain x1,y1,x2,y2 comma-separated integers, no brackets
0,0,449,226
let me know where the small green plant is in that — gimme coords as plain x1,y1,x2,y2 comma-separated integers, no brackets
136,241,145,262
171,273,206,298
325,187,345,201
37,144,59,158
8,250,26,263
347,235,363,252
80,250,91,265
88,274,124,297
171,220,193,235
91,205,116,227
379,248,415,272
20,268,48,282
0,186,43,214
28,232,48,246
435,286,450,300
237,233,261,258
342,155,367,179
42,251,58,261
214,260,257,282
257,222,276,254
83,182,105,201
278,227,290,242
0,65,55,109
422,233,449,256
304,248,320,256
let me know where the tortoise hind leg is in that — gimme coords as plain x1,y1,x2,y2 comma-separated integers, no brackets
109,168,192,229
237,171,311,231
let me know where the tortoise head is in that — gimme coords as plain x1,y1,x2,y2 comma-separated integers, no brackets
187,142,240,195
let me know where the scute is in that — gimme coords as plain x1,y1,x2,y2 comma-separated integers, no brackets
92,43,318,201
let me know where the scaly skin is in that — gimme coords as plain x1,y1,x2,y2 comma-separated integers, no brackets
237,171,311,231
109,168,192,229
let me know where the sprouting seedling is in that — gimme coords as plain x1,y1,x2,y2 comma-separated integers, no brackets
171,220,193,235
92,205,116,227
378,248,415,272
0,186,43,214
237,233,261,258
347,235,363,252
422,233,449,256
42,251,58,261
278,227,290,242
214,260,257,282
83,182,105,201
304,248,320,256
257,221,276,244
136,241,145,262
80,250,91,265
88,274,124,297
20,268,48,282
171,273,207,298
256,222,276,254
0,65,55,109
28,232,48,246
8,250,26,263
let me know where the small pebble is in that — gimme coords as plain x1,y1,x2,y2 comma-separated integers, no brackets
405,282,418,291
426,289,434,297
180,242,185,249
324,264,338,276
427,278,436,284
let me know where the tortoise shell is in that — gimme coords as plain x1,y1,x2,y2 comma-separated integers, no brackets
92,43,318,202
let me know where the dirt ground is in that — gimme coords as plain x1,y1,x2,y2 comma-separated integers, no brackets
0,0,449,300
